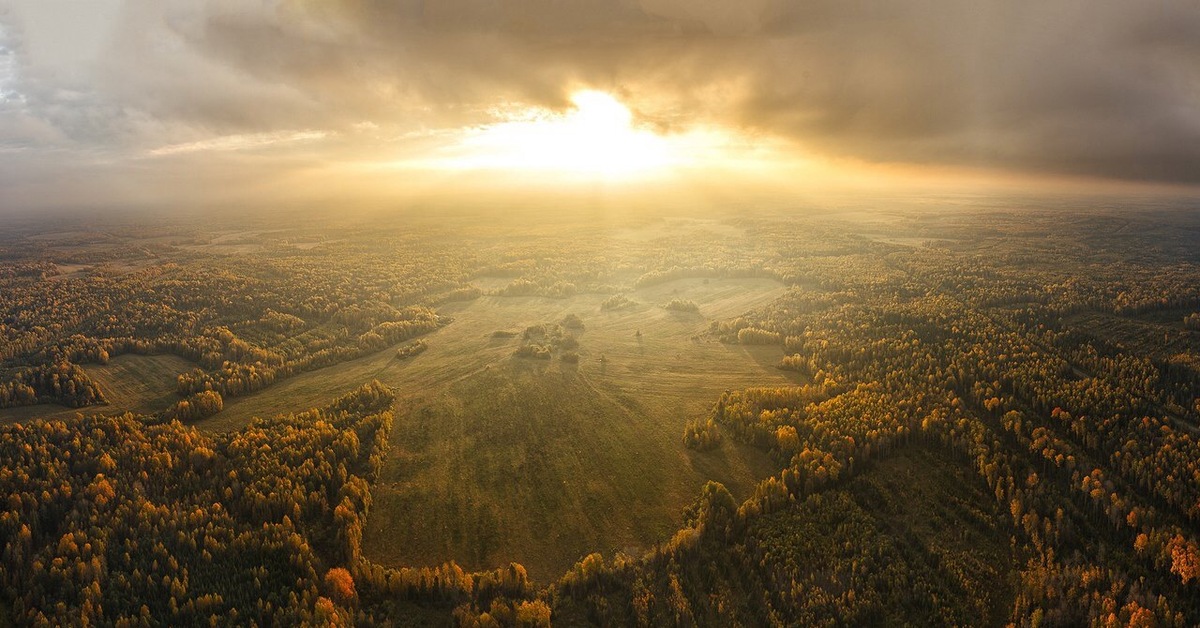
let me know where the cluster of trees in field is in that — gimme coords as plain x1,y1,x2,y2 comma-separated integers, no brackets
396,340,428,360
512,323,580,363
662,299,698,313
681,418,721,451
428,286,484,305
599,295,635,310
164,390,224,422
494,278,578,299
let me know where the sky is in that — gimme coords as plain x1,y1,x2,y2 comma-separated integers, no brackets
1,0,1198,212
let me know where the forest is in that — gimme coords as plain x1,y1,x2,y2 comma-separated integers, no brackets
2,200,1200,626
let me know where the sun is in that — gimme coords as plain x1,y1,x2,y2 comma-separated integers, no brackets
388,88,799,184
435,90,676,179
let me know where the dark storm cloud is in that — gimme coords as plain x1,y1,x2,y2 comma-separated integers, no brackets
177,0,1200,183
740,1,1200,183
2,0,1199,196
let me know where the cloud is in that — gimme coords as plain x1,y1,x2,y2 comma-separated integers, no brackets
175,0,1200,183
146,129,328,156
732,1,1200,183
1,0,1198,211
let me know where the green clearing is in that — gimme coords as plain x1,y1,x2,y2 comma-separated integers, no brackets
0,354,194,424
85,354,195,413
207,277,793,581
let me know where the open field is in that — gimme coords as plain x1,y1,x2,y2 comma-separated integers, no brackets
0,401,81,424
204,277,792,580
85,354,195,413
0,354,195,424
365,364,776,583
210,277,794,431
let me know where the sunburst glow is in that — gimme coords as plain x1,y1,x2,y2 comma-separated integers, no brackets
431,90,679,178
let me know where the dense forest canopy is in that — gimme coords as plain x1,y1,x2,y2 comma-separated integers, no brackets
1,201,1199,626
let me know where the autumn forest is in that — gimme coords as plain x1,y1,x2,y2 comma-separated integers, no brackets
2,200,1200,626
